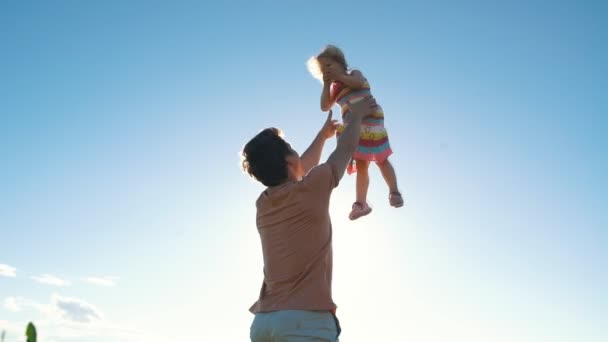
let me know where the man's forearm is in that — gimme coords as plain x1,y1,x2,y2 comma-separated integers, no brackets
327,96,374,179
336,116,361,158
326,115,362,179
300,130,326,174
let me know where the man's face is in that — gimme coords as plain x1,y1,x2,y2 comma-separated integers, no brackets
286,144,304,180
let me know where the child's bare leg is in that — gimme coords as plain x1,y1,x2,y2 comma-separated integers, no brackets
377,159,399,193
349,159,373,220
377,159,403,207
355,159,370,203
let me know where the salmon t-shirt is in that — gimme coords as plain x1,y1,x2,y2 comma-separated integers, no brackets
249,162,340,313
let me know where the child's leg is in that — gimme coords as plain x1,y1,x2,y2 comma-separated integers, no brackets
355,159,370,203
377,159,399,193
349,159,373,220
377,159,404,207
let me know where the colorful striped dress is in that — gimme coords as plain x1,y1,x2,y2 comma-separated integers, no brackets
333,79,393,174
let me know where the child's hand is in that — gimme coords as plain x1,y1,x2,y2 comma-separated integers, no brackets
325,65,347,82
323,70,334,84
323,65,342,83
329,72,344,83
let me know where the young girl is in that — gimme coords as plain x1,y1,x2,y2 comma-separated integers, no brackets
308,45,404,220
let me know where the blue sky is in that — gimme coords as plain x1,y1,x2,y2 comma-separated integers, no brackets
1,1,606,341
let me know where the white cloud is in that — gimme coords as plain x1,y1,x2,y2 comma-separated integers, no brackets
32,319,148,342
52,294,103,323
81,276,118,287
2,295,102,324
1,295,151,342
2,296,54,317
3,297,21,312
30,274,70,287
0,264,17,277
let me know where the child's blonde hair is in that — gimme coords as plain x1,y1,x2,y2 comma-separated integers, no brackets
307,45,349,81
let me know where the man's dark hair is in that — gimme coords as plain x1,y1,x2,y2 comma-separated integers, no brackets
241,128,293,187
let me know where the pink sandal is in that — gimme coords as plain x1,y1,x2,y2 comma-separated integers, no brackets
389,192,404,208
349,202,372,220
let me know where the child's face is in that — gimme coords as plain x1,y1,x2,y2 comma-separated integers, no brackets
318,57,344,74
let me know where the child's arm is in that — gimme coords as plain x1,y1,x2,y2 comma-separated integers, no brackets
320,80,335,111
336,70,367,90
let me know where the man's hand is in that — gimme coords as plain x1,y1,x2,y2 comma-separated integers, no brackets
300,111,340,173
349,96,378,120
320,110,340,139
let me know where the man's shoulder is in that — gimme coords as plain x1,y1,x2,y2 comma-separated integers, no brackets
307,162,331,174
255,162,339,208
302,162,340,189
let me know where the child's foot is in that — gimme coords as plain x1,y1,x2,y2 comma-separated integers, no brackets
349,202,372,220
389,192,404,208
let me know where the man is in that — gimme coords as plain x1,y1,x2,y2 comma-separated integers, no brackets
241,97,377,341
